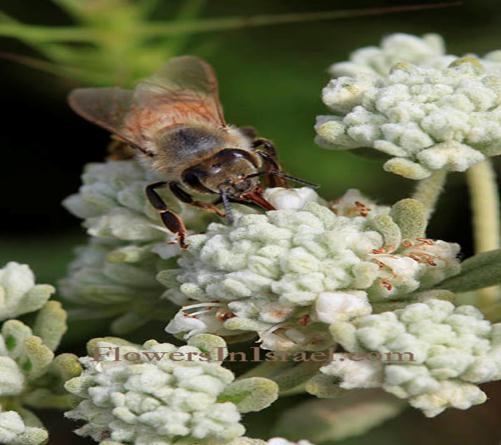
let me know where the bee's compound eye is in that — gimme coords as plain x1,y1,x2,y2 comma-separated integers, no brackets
216,149,260,168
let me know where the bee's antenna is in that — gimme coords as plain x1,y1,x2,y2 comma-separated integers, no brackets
271,171,320,189
219,188,235,225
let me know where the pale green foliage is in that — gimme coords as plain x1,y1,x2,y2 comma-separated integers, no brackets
0,1,412,87
273,390,403,443
440,248,501,292
0,0,206,86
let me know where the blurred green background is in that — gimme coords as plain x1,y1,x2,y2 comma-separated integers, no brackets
1,0,501,444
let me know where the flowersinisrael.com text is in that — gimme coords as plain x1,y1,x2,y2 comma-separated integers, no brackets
93,346,415,364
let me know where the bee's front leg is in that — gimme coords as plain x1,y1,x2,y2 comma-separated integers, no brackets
146,181,187,249
169,182,226,218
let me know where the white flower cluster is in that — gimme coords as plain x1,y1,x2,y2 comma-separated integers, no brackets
63,159,166,244
315,34,501,179
0,261,79,445
65,337,245,445
267,439,314,445
206,437,313,445
317,34,501,179
59,241,173,334
322,299,501,417
329,33,449,79
63,158,210,247
161,188,460,352
227,437,313,445
0,410,48,445
0,262,55,321
328,32,501,80
61,158,213,332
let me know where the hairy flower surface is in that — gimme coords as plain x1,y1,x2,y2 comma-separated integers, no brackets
328,32,501,80
267,439,314,445
161,189,460,351
0,265,80,444
329,33,449,79
321,299,501,417
316,59,501,179
64,159,165,243
60,240,176,334
0,262,55,321
61,158,216,331
65,336,247,445
63,158,210,246
0,409,48,445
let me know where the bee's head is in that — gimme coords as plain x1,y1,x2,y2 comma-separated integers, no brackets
182,149,261,198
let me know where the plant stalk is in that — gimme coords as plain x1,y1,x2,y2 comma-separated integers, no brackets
0,3,460,43
466,159,501,307
412,170,448,220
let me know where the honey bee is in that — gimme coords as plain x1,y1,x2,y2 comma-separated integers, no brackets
69,56,297,248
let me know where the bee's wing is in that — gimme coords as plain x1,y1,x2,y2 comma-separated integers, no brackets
132,55,226,127
68,87,138,145
68,56,225,152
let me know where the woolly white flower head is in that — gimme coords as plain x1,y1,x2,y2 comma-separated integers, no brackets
61,158,215,331
65,336,246,445
0,410,48,445
0,268,79,444
316,59,501,179
267,439,314,445
328,32,501,80
329,33,448,79
63,158,210,246
0,262,54,321
64,159,165,242
59,240,174,334
194,437,314,445
160,188,460,351
321,299,501,417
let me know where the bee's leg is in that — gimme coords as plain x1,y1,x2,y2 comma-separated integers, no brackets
169,182,226,218
146,181,187,249
252,139,287,187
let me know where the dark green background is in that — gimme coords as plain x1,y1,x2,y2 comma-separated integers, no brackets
1,1,500,444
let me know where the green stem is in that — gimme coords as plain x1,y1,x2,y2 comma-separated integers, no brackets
0,3,460,43
137,3,460,37
412,170,447,220
239,360,292,379
466,159,501,306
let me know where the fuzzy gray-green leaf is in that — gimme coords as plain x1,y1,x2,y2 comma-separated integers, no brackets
440,250,501,292
219,377,278,413
273,389,405,443
391,198,427,240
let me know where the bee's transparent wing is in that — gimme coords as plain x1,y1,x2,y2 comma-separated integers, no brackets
68,56,225,153
134,55,226,126
68,87,138,145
